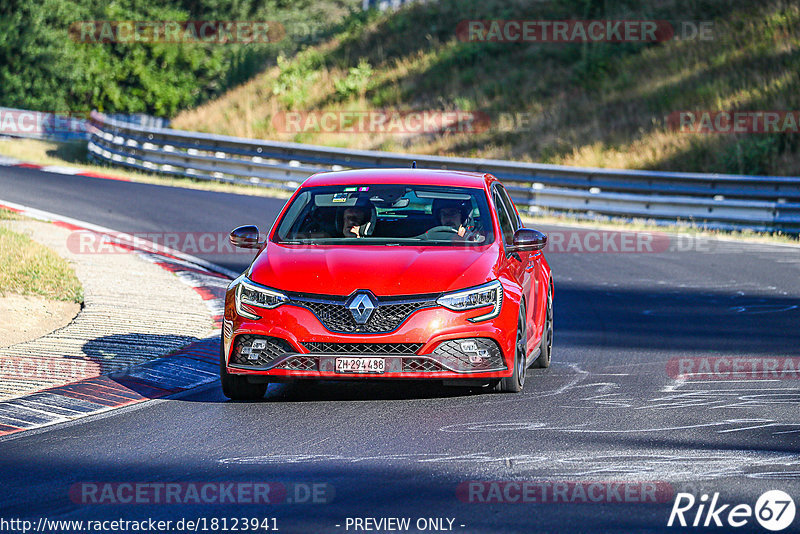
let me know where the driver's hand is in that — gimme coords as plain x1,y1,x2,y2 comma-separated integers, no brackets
458,225,466,237
461,225,484,242
349,225,362,237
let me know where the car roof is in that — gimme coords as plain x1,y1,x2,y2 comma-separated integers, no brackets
302,168,494,189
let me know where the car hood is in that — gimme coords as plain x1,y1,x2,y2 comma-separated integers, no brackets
248,243,500,296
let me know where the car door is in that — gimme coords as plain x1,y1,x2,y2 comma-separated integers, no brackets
495,184,540,354
491,185,534,354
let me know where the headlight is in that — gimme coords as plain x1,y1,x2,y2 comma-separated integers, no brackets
235,279,289,319
436,280,503,322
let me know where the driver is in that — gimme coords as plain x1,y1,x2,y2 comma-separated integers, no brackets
433,199,471,238
341,206,369,237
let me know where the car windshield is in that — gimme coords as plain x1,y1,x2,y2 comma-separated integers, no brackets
274,184,495,246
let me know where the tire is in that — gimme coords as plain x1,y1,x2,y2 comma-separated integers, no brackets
220,342,268,400
532,285,553,369
496,302,527,393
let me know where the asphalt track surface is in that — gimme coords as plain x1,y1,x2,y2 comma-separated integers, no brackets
1,166,799,533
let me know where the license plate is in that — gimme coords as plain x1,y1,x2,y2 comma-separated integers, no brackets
335,357,385,374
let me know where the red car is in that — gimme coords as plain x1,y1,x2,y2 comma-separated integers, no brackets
221,168,553,399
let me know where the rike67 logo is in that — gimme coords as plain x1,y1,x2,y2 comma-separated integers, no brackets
668,490,796,531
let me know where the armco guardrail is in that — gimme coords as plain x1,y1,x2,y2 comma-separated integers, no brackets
87,111,800,233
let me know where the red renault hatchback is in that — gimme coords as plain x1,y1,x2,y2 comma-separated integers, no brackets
221,169,553,399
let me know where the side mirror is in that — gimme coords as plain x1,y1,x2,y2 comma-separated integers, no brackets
229,225,263,249
510,228,547,251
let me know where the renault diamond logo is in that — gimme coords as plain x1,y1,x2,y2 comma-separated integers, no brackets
348,293,376,324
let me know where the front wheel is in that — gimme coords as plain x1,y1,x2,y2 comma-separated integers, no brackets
496,303,527,393
220,343,268,400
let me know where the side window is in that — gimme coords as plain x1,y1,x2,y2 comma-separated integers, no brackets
493,190,515,247
497,185,521,231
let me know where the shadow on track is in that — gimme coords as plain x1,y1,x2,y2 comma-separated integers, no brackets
556,283,800,356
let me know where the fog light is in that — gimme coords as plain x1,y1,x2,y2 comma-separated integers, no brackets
469,350,489,364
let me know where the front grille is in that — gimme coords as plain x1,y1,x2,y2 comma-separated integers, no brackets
402,358,444,372
303,342,422,355
432,338,506,372
231,335,293,367
276,355,318,371
290,293,437,334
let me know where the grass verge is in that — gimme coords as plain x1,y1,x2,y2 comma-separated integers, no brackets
0,209,83,302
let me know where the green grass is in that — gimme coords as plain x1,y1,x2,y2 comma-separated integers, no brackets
0,208,23,221
172,0,800,177
0,1,361,117
0,211,83,302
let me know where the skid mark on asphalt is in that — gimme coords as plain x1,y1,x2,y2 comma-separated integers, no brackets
220,452,550,466
544,452,800,480
461,363,592,408
437,362,800,436
748,471,800,479
218,450,800,481
217,364,800,481
649,370,800,414
439,418,800,435
643,389,800,410
553,358,797,412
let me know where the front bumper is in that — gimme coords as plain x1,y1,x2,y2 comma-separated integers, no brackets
222,288,519,380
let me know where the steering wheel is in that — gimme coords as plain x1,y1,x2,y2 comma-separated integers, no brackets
421,225,460,239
